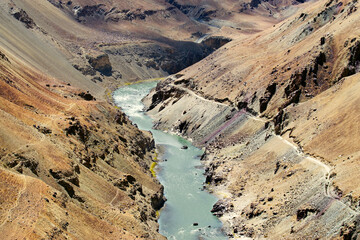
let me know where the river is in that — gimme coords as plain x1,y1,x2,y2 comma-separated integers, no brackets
113,81,227,240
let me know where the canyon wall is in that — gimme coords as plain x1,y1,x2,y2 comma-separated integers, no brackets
0,2,166,239
145,0,360,238
2,0,357,238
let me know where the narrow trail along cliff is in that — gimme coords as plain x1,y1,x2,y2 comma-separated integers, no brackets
169,81,332,178
168,80,359,220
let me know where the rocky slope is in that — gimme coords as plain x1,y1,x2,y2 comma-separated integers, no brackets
0,0,257,239
1,0,352,239
144,0,360,238
7,0,305,88
0,2,166,239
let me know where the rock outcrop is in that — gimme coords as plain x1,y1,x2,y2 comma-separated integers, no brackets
87,54,112,76
10,8,36,29
259,83,276,113
201,36,232,50
211,199,233,217
0,53,165,238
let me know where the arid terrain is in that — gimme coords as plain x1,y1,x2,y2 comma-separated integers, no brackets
1,0,359,239
144,0,360,239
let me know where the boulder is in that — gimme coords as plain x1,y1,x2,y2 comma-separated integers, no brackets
211,199,233,217
78,91,95,101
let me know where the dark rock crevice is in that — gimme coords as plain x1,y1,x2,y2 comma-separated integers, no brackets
340,217,360,240
237,101,257,116
0,51,10,63
72,64,96,76
178,120,189,133
65,121,89,143
273,109,289,135
114,175,146,200
75,4,106,21
259,83,277,113
296,207,319,221
339,41,360,80
281,49,329,110
5,154,39,176
49,166,84,202
57,179,85,203
151,186,166,210
78,92,96,101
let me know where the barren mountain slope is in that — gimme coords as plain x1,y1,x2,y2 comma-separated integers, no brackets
0,1,104,97
145,0,360,238
1,0,355,239
43,0,292,38
0,6,166,240
7,0,308,87
0,0,306,239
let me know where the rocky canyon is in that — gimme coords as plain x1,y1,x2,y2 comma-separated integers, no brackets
0,0,359,239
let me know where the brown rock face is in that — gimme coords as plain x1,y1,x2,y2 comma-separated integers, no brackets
211,199,233,217
150,186,166,210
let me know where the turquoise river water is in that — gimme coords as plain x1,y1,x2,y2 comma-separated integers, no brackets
113,81,227,240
